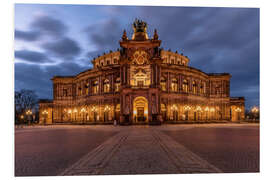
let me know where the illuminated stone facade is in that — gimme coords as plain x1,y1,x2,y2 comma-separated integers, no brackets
39,19,245,125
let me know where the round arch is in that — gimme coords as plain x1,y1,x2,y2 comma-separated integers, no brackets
133,96,148,123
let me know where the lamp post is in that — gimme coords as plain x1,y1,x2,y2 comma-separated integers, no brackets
235,107,242,122
42,110,48,125
26,109,32,125
184,105,191,121
196,106,202,121
74,108,78,123
210,107,215,120
104,105,111,122
205,107,209,121
171,104,178,121
91,106,98,123
251,106,259,121
81,107,86,124
20,115,24,124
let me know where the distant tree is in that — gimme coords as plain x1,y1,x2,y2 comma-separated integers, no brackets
15,89,38,124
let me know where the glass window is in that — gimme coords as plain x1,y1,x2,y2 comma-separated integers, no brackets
182,79,188,93
171,78,178,92
115,77,120,92
103,79,110,93
92,80,99,94
160,77,166,91
192,81,197,94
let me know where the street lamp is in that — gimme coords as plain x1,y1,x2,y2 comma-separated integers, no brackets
104,105,111,122
73,108,78,123
210,107,215,120
81,107,86,124
184,105,191,121
26,109,32,125
171,104,178,121
205,106,209,120
196,106,202,121
91,106,98,122
42,110,48,125
235,107,242,121
251,106,259,121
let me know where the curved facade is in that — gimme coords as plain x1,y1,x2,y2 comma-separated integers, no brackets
39,20,245,125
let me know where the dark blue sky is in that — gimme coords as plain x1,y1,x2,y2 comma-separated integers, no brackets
14,4,259,109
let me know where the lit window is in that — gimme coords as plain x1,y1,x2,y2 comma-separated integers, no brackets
171,78,178,92
192,81,197,94
182,79,189,92
200,82,205,94
92,80,99,94
103,79,110,93
85,83,89,95
115,77,120,92
160,77,166,91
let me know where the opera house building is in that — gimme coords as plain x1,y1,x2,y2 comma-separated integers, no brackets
39,19,245,125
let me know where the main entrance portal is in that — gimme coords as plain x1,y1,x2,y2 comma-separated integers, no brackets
133,96,148,123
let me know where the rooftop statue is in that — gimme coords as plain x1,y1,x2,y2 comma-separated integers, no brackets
132,18,149,40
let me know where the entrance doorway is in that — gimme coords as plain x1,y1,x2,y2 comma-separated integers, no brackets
133,96,148,123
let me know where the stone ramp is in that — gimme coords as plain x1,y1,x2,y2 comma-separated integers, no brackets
60,128,222,175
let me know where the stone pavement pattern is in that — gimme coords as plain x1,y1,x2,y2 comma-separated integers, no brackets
15,124,259,176
60,126,221,175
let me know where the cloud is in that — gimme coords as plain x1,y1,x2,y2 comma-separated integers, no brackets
84,18,123,50
15,50,52,63
15,62,89,99
14,5,259,108
14,29,41,41
31,15,68,37
42,37,81,58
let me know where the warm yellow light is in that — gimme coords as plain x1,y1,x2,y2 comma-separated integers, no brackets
42,110,48,115
104,105,111,112
205,107,209,111
184,105,191,111
144,110,148,115
171,104,177,110
81,107,86,112
20,115,24,119
68,109,72,114
133,110,137,115
251,106,259,113
235,107,242,112
26,110,32,115
210,107,215,112
91,106,97,112
196,106,202,112
73,109,78,113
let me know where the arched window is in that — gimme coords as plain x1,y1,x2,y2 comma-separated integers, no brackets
92,80,99,94
182,79,189,93
200,82,205,94
103,79,110,93
115,77,120,92
160,77,166,91
192,81,197,94
171,78,178,92
85,83,89,95
78,87,82,96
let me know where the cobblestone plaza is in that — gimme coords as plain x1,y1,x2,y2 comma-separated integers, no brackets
15,124,259,176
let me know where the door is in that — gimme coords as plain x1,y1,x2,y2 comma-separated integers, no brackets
137,107,145,121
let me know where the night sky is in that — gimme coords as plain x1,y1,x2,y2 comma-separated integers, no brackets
14,4,259,109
